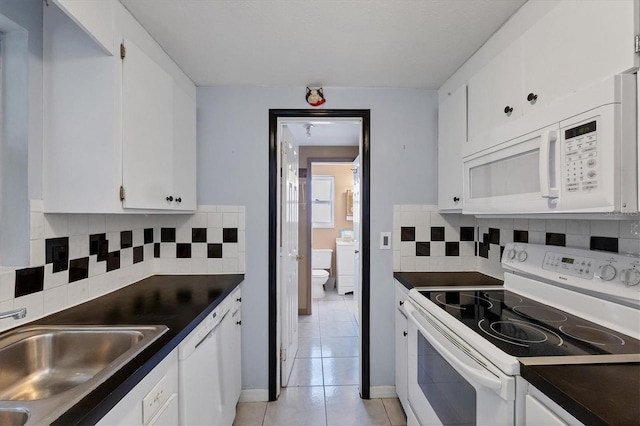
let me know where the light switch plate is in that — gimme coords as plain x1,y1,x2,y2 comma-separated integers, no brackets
380,232,391,250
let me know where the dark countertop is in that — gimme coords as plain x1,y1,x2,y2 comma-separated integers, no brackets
393,271,504,290
14,274,244,426
521,363,640,426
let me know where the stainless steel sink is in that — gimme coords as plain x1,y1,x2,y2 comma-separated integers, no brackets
0,408,29,426
0,325,168,425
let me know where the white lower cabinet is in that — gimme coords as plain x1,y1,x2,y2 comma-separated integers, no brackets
336,240,355,295
394,280,409,412
97,349,179,426
522,378,583,426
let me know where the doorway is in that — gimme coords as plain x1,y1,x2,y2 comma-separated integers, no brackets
268,109,371,401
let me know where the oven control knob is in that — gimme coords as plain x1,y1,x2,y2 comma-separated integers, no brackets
598,264,617,281
507,249,517,260
620,269,640,286
517,251,528,262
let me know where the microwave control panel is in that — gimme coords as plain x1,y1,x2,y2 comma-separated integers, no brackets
562,120,599,193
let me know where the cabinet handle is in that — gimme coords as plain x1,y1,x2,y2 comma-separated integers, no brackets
453,196,460,202
504,106,513,115
399,300,404,306
236,320,242,325
166,196,173,202
176,197,182,203
237,297,242,302
527,93,538,103
403,331,408,337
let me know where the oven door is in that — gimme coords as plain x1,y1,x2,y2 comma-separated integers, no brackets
405,301,515,426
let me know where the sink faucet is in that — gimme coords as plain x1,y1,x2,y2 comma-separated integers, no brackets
0,307,27,320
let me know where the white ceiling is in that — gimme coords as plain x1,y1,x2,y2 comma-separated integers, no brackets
286,121,361,146
120,0,526,89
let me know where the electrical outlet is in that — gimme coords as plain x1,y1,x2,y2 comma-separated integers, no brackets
380,232,391,249
143,375,168,424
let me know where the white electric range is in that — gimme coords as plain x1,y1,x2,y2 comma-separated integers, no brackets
404,243,640,425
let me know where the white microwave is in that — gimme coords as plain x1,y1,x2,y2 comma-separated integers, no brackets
462,74,638,215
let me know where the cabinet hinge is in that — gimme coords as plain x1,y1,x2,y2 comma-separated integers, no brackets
120,43,126,59
119,185,125,202
635,35,640,54
280,347,286,362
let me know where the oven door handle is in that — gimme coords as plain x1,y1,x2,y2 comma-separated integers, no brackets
405,302,503,391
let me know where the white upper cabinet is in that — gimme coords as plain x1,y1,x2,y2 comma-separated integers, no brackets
467,39,523,145
43,1,196,214
51,0,115,55
438,84,467,211
463,0,638,157
122,38,175,210
521,0,638,114
172,83,198,211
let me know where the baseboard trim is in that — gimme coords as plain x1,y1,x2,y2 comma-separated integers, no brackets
239,389,270,402
369,386,398,399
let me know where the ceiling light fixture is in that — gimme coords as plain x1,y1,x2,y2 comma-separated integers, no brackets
304,123,313,139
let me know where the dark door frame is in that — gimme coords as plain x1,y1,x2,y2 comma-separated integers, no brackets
268,109,371,401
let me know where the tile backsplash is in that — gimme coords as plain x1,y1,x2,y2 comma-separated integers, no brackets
394,205,640,279
0,202,246,331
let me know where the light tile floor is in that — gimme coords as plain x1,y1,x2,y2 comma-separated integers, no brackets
233,288,407,426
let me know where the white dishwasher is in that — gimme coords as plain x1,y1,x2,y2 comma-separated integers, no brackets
178,300,230,426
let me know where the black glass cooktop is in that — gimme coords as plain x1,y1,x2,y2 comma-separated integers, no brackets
417,289,640,358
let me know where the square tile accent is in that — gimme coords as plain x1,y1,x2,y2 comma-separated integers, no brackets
144,228,154,244
161,228,176,243
546,233,566,247
416,242,430,256
479,242,489,259
445,242,459,256
590,236,618,253
192,228,207,243
15,266,45,298
90,234,108,262
514,230,529,243
133,246,144,264
177,243,192,258
400,227,415,242
46,237,69,273
120,230,133,249
106,251,120,272
154,243,160,258
69,257,89,283
430,227,445,241
208,243,223,258
223,228,238,243
460,227,475,241
489,228,500,245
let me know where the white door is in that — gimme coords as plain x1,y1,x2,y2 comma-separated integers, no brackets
352,156,361,320
280,125,300,387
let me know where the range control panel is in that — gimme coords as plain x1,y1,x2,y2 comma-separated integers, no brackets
503,243,640,304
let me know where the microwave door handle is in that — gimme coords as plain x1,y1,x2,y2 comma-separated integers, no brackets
539,130,559,198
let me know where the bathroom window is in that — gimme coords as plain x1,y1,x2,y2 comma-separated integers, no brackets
311,176,334,228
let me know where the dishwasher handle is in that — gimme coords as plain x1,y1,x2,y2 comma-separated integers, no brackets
194,310,229,349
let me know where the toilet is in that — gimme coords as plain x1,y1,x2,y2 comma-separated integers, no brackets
311,249,332,299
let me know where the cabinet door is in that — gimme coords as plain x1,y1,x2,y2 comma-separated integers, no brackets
467,39,523,144
52,0,115,55
172,82,197,211
394,282,409,410
122,38,174,210
525,395,569,426
438,85,466,210
522,0,638,114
